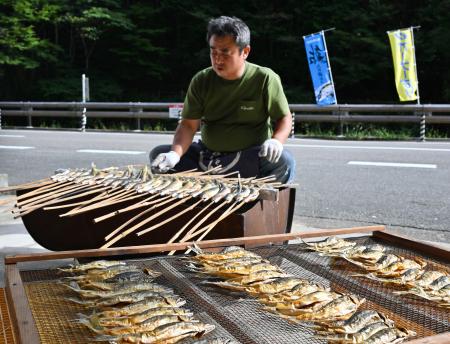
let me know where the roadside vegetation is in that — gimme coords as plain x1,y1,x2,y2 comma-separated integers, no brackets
3,116,449,140
1,1,450,139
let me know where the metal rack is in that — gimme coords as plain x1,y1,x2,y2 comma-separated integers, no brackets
4,226,450,344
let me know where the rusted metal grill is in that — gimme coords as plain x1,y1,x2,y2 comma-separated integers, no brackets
14,235,449,344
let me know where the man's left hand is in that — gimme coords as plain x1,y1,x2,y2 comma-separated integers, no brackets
259,138,283,163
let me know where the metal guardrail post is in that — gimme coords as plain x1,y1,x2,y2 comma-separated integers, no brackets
415,110,426,141
26,104,33,128
81,107,87,131
419,111,431,142
419,113,426,142
135,106,143,131
333,110,344,137
291,112,295,137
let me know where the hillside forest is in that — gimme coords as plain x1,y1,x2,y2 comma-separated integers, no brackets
1,0,450,104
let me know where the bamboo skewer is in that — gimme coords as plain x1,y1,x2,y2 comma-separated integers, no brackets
16,180,71,201
43,200,89,210
136,199,203,236
251,175,276,182
15,184,104,213
17,182,104,208
187,201,245,241
79,192,146,214
58,188,134,216
167,201,215,255
93,194,161,223
102,196,193,249
168,202,213,243
40,185,107,206
16,182,82,206
172,168,199,175
43,186,118,211
42,183,127,211
15,187,107,218
0,178,53,194
184,201,247,254
103,195,174,242
175,201,228,244
174,201,237,255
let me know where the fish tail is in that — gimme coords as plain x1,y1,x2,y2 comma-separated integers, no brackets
190,242,203,255
65,296,90,305
93,334,118,342
76,318,102,334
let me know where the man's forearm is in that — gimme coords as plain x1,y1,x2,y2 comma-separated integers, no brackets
272,113,293,144
171,120,199,156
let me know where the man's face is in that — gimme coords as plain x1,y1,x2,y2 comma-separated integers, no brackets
209,34,250,80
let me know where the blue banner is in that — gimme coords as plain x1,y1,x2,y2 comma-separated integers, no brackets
303,32,337,106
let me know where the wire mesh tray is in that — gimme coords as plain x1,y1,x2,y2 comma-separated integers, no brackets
5,230,450,343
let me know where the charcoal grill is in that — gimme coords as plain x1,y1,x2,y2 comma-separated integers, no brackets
17,187,296,251
4,226,450,344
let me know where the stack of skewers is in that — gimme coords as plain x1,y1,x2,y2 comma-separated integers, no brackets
59,259,235,343
186,245,416,343
5,164,286,250
303,236,450,309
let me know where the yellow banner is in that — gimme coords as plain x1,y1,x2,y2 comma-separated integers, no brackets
388,28,418,101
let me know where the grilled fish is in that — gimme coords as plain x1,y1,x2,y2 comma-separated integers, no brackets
58,260,126,274
314,310,394,334
97,321,215,343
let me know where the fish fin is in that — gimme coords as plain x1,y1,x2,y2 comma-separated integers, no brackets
204,281,246,291
143,268,161,278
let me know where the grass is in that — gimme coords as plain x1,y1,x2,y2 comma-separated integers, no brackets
297,122,450,140
2,117,449,139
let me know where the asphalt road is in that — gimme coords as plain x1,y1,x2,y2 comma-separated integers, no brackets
1,129,450,243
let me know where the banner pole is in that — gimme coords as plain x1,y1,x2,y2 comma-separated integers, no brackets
321,30,338,104
410,26,421,105
303,27,335,38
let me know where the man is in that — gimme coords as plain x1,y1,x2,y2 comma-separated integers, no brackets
151,16,295,183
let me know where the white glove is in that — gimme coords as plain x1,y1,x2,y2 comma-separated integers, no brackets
259,138,283,163
151,151,180,172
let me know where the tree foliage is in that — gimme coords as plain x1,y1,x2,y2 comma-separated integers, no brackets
0,0,449,103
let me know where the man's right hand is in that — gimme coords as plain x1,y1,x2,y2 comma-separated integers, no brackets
151,151,180,172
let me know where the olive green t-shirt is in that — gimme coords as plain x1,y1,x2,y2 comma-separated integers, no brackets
182,62,290,152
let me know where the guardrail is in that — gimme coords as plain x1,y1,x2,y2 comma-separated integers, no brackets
1,102,450,140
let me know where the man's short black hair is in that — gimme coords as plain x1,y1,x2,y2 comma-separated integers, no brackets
206,16,250,51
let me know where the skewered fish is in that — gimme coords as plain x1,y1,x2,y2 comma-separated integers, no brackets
65,281,172,299
96,321,215,344
94,302,189,323
67,290,176,307
364,327,416,344
314,310,394,335
289,295,365,322
58,260,126,273
80,314,195,336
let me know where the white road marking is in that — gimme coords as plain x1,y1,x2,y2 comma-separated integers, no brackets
0,134,24,138
348,161,437,169
77,149,146,155
0,145,34,150
285,143,450,152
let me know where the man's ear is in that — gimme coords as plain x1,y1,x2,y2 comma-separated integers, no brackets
242,45,251,59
